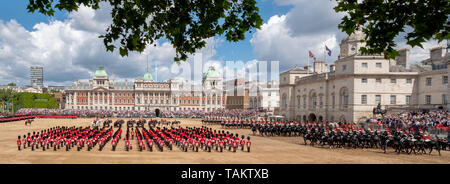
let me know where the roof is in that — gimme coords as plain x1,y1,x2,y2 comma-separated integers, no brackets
94,66,108,77
280,66,308,75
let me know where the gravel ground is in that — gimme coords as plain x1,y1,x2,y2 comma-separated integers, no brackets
0,118,449,164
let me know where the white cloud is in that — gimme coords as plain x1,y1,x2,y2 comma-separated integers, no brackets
396,40,446,65
250,14,340,71
0,3,220,86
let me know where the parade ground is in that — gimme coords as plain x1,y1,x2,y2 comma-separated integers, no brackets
0,118,449,164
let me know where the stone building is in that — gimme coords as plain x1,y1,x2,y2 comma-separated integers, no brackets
64,66,226,112
279,30,449,123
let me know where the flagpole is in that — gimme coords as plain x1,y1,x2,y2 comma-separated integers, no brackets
307,52,309,74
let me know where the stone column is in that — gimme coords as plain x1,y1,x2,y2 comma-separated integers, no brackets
74,91,77,106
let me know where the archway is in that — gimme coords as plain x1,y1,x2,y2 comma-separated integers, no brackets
318,116,323,122
155,109,160,117
308,113,317,122
296,115,301,121
302,115,307,122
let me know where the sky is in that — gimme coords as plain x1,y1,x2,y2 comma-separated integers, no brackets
0,0,445,86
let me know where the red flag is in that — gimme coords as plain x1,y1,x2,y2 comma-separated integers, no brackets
309,51,316,59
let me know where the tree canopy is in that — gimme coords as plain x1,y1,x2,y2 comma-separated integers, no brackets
335,0,449,59
27,0,263,62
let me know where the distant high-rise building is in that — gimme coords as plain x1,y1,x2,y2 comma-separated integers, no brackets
30,66,43,88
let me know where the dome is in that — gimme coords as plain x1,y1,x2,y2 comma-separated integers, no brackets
143,72,153,81
203,66,221,78
94,66,108,77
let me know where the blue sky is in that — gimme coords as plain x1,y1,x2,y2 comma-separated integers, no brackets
0,0,443,86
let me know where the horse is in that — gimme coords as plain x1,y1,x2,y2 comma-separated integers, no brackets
91,120,101,128
25,119,33,126
251,125,257,135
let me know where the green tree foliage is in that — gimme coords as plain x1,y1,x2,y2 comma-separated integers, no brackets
17,92,58,109
27,0,263,62
0,89,20,112
334,0,449,59
0,89,58,111
7,82,16,86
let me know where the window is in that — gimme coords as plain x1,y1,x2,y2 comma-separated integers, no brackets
425,95,431,105
297,96,301,109
303,96,306,109
319,96,323,108
442,94,447,105
406,78,412,84
340,89,349,108
362,63,368,68
375,95,381,105
391,79,396,83
443,76,448,84
332,95,335,109
376,78,381,83
342,65,347,71
376,63,382,68
426,77,432,86
406,95,411,105
311,93,317,109
390,95,396,105
361,78,367,83
361,95,367,104
268,92,271,96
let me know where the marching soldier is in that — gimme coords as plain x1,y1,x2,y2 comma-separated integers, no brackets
194,138,199,152
168,138,173,150
111,138,117,151
240,135,245,151
246,136,251,152
232,137,238,152
148,139,153,152
17,136,22,151
206,137,212,152
22,134,27,149
219,137,224,152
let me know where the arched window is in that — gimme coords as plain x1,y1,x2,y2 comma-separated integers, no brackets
309,90,317,109
297,95,301,108
282,93,287,109
340,87,349,108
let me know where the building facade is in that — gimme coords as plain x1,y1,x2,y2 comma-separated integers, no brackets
248,80,280,112
30,66,43,88
280,30,449,123
65,66,226,112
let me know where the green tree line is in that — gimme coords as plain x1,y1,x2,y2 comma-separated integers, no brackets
0,89,58,113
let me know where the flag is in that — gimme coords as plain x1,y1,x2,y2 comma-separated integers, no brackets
308,51,316,60
325,46,332,56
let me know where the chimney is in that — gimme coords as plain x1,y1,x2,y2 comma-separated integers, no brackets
395,48,410,69
430,46,445,63
330,64,335,72
304,64,312,74
314,60,327,74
